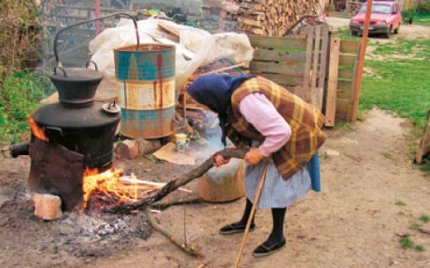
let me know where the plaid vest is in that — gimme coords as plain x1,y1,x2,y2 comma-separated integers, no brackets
226,76,327,179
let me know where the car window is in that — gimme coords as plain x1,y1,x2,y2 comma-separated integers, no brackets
360,4,392,14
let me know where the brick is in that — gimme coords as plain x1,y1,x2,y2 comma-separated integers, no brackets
33,193,63,221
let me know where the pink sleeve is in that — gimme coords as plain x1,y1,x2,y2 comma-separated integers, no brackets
239,93,291,157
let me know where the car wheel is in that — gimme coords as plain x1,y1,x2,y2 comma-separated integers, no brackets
394,25,400,34
384,27,391,38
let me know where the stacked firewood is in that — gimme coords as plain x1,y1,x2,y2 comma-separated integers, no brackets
220,0,322,37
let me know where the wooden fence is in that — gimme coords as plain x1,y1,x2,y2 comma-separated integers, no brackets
248,25,361,126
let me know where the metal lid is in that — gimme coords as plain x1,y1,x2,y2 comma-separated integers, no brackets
50,65,103,82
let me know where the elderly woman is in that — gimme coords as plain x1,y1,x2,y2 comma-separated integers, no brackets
187,74,326,257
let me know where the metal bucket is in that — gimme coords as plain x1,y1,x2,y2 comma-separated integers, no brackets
114,44,176,139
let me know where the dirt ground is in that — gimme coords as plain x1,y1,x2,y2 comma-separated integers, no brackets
1,108,430,267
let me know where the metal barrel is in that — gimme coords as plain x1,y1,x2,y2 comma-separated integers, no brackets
114,44,176,139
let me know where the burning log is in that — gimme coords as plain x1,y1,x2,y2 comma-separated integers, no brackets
104,147,248,214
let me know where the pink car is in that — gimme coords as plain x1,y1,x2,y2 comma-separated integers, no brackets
350,1,402,38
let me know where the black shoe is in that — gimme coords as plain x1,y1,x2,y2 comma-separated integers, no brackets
252,238,286,257
219,222,255,235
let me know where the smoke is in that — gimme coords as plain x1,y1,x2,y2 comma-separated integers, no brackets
194,110,243,180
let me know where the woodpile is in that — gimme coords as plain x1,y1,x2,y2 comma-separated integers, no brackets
219,0,322,37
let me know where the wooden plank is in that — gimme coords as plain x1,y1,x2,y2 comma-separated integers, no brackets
310,25,321,109
349,53,360,121
335,98,353,121
250,61,305,76
256,73,304,87
302,27,314,102
318,24,330,85
317,24,330,112
157,21,180,37
339,54,357,68
249,35,307,50
325,36,340,127
253,49,306,62
290,86,309,101
311,87,324,111
338,80,354,90
338,69,354,79
337,80,354,99
340,39,361,54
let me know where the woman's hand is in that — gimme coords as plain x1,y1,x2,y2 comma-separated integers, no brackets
214,154,230,167
244,148,265,165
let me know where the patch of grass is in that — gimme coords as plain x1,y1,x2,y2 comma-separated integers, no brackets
419,214,430,223
382,152,393,159
408,223,421,230
335,120,356,132
415,245,425,252
360,39,430,130
417,161,430,173
0,70,45,145
402,11,430,26
332,27,360,40
395,200,407,206
355,110,366,122
399,236,414,249
320,151,330,160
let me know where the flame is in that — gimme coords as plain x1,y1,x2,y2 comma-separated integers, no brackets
82,168,157,209
28,117,48,141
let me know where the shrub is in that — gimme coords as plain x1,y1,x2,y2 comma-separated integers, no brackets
417,3,430,14
0,0,40,80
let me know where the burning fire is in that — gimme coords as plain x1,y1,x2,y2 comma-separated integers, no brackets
28,117,48,141
82,168,158,209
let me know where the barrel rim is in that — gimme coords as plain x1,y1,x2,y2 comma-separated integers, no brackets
114,44,175,53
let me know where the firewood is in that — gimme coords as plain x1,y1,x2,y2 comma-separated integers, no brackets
119,177,193,193
221,0,240,14
115,139,161,160
237,16,262,27
248,27,265,35
151,196,201,210
104,147,248,214
233,0,322,37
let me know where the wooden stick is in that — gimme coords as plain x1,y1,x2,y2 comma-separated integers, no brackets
351,0,373,122
145,207,203,257
202,62,246,75
119,177,193,193
324,36,340,127
151,197,202,210
104,147,248,214
234,160,269,268
418,228,430,235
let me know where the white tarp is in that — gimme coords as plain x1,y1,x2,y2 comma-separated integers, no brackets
89,18,254,92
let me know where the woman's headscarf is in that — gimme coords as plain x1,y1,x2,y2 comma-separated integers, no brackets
187,74,255,145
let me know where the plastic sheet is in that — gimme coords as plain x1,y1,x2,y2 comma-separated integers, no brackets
89,18,254,92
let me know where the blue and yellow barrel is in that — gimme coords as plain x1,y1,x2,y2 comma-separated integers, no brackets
114,44,176,139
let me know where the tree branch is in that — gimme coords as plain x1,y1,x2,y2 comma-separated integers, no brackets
145,208,203,257
104,147,247,214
